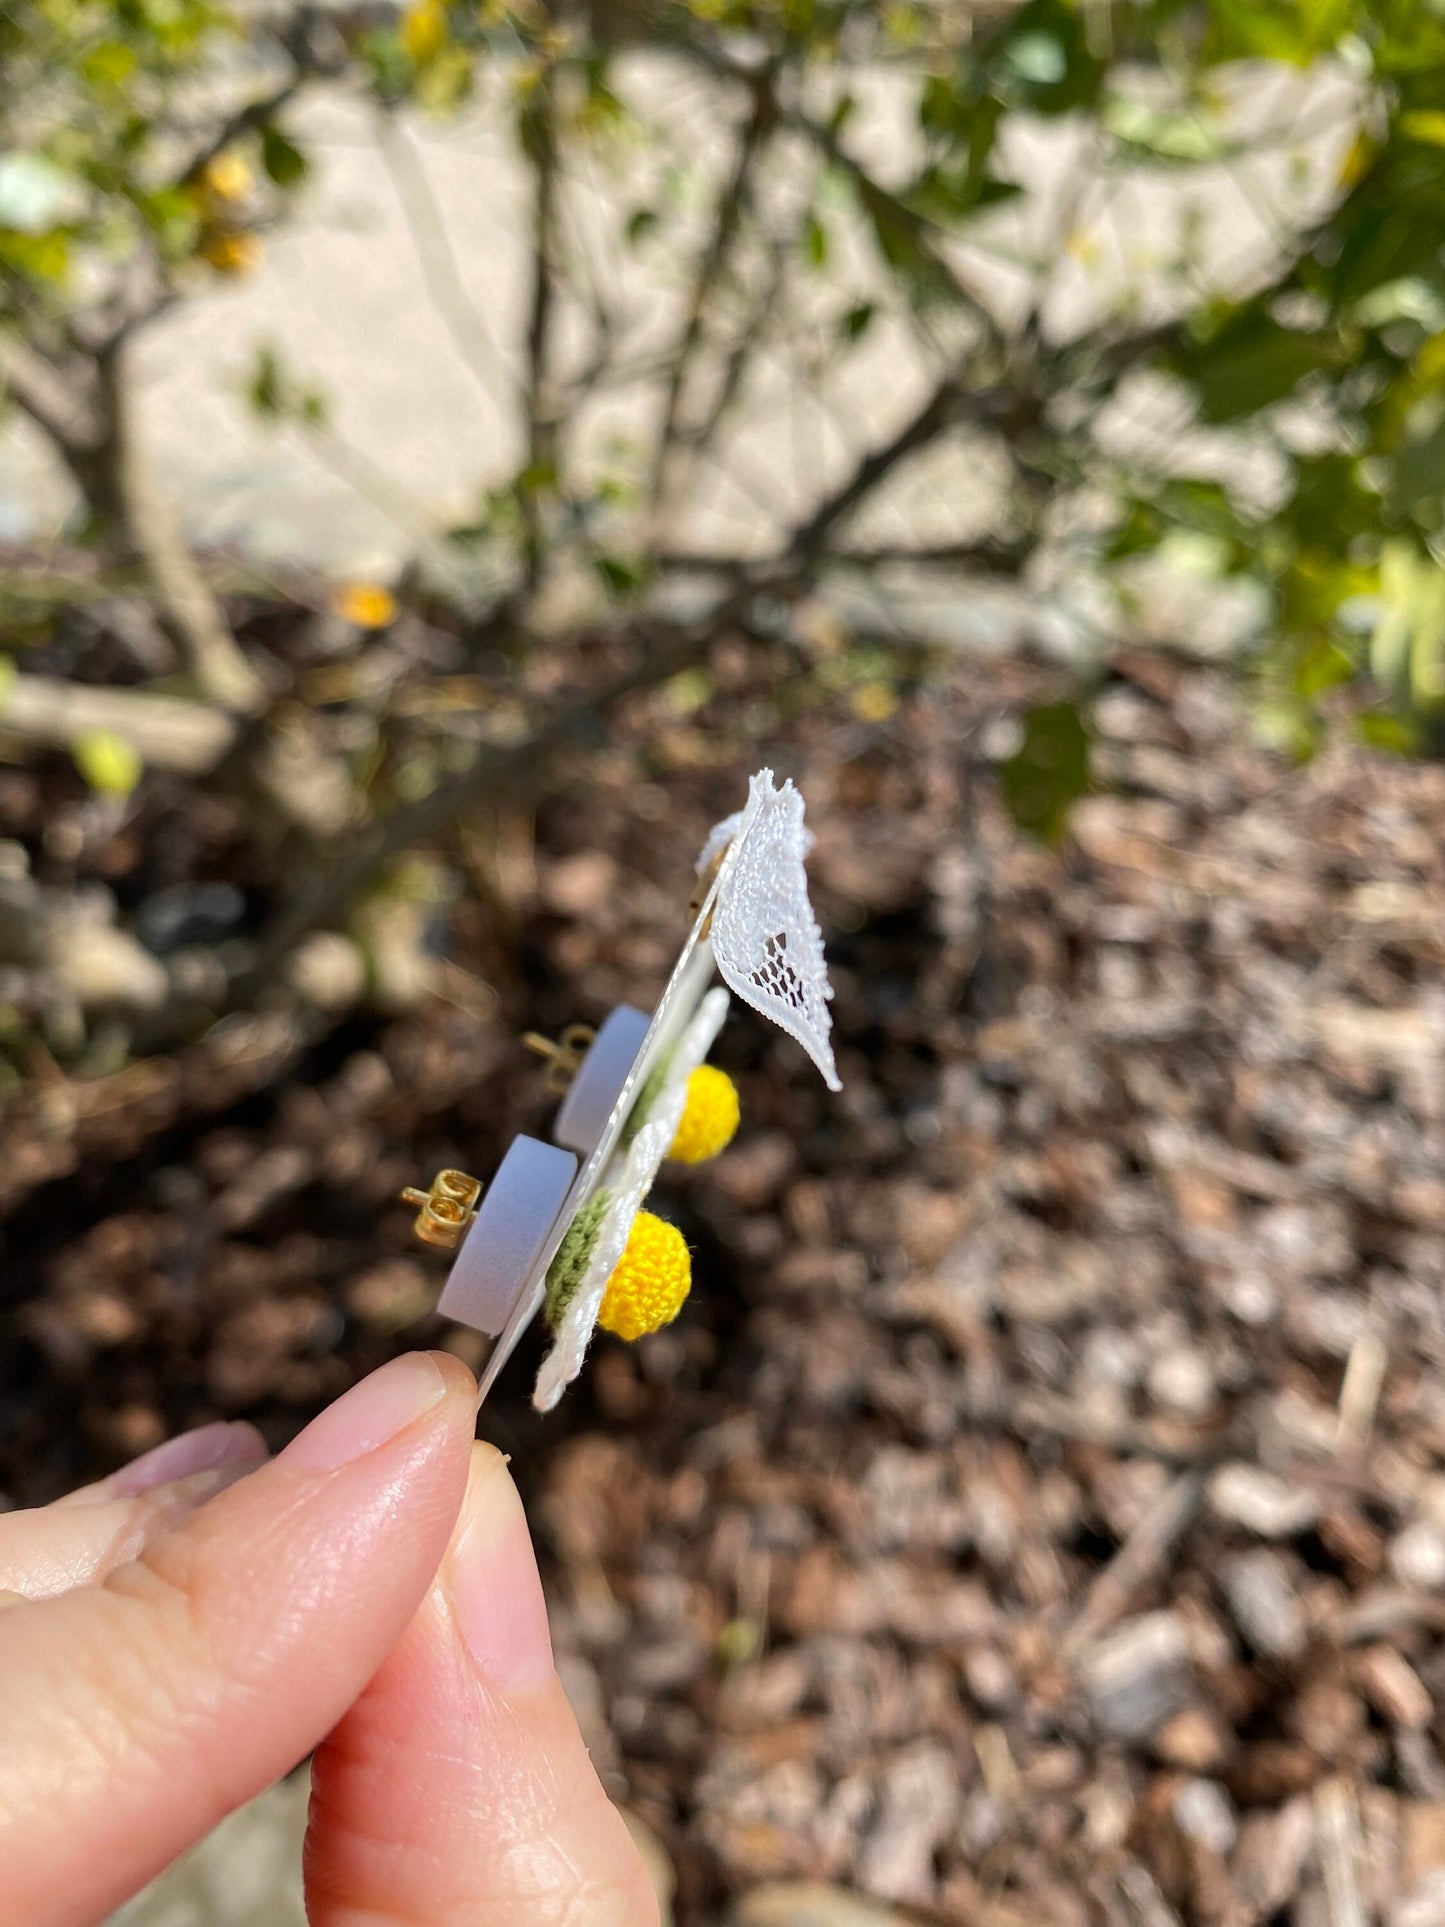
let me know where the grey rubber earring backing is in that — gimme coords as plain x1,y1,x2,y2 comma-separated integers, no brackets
553,1004,650,1155
437,1135,578,1336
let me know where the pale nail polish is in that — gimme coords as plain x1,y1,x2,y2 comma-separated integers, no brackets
107,1421,267,1497
449,1450,555,1695
280,1353,447,1474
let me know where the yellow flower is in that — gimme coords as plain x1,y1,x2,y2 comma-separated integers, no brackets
598,1211,691,1340
402,0,448,63
668,1064,740,1164
331,582,398,628
199,152,253,207
850,680,899,724
200,229,261,276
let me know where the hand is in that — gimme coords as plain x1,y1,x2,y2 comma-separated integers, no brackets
0,1352,658,1926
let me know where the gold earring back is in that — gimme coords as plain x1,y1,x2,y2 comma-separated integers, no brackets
400,1168,483,1250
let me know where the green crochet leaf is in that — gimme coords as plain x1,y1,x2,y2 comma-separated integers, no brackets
543,1189,611,1329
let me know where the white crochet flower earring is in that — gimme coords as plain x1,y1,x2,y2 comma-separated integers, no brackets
400,770,840,1413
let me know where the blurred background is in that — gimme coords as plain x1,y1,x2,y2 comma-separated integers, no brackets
4,1,1445,1922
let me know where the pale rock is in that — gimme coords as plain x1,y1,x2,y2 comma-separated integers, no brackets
1080,1612,1194,1742
1152,1705,1229,1772
543,851,619,915
857,1740,957,1905
1220,1550,1305,1661
50,921,168,1012
1147,1345,1215,1417
284,931,367,1012
1391,1522,1445,1591
1232,1797,1314,1917
1209,1463,1320,1539
1358,1646,1433,1732
1174,1779,1238,1856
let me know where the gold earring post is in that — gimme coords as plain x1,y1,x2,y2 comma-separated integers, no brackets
521,1023,596,1096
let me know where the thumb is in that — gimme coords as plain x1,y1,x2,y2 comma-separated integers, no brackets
304,1442,659,1926
0,1351,477,1927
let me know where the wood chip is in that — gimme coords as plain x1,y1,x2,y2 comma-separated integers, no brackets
1356,1646,1433,1731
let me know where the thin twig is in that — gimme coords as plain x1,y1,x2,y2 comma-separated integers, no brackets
1315,1779,1368,1927
377,114,516,407
521,60,559,593
99,337,265,711
679,40,1002,343
655,536,1027,575
1065,1470,1207,1652
0,338,95,456
676,228,790,466
782,372,972,564
646,61,777,515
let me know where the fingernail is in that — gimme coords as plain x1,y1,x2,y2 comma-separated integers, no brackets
448,1444,554,1695
107,1421,268,1497
280,1353,447,1474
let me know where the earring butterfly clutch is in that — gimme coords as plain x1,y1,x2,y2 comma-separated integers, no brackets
401,771,840,1412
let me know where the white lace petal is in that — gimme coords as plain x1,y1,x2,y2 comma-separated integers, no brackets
695,810,743,878
532,988,731,1410
709,770,840,1092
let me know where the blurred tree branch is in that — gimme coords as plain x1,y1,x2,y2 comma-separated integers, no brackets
378,114,516,408
646,55,779,517
521,57,560,593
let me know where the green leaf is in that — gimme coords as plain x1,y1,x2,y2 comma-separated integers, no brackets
1358,710,1421,754
515,459,557,498
1370,541,1445,709
1390,403,1445,517
1000,701,1092,844
0,227,70,283
1175,311,1339,423
593,552,650,597
1293,635,1355,701
840,301,876,341
79,41,140,90
906,162,1020,223
260,124,308,189
1203,0,1356,64
1103,96,1227,165
73,728,143,798
248,345,284,419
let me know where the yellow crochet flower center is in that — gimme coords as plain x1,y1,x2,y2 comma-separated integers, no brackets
598,1212,691,1341
668,1065,740,1165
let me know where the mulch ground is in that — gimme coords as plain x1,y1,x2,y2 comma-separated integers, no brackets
3,626,1445,1925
